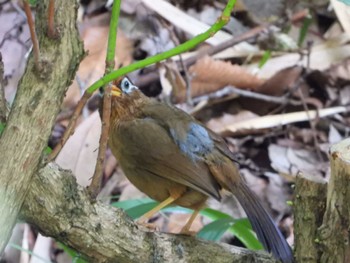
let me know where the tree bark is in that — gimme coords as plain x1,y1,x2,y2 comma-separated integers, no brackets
20,163,276,263
0,0,84,252
294,174,327,262
318,138,350,263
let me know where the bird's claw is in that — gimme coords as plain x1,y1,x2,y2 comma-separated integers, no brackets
136,220,159,232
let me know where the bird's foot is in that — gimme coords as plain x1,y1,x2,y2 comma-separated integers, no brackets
179,227,196,236
136,219,159,232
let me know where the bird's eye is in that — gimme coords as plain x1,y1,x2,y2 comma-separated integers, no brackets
123,80,130,89
120,77,138,94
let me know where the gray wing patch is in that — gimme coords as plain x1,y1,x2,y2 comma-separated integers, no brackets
170,122,214,161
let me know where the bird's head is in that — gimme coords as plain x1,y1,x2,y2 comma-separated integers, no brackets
111,77,139,97
110,77,146,121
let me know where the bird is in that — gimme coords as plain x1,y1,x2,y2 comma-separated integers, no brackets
108,77,294,263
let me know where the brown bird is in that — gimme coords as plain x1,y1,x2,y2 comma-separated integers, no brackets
108,77,293,263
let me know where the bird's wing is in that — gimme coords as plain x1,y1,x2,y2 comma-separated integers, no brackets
113,117,221,200
141,102,237,162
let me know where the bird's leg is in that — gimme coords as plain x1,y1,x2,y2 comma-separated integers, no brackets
137,192,182,229
180,200,206,235
179,208,201,235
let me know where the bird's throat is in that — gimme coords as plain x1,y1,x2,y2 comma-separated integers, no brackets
110,90,147,122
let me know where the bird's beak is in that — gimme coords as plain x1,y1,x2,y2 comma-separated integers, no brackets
111,85,122,97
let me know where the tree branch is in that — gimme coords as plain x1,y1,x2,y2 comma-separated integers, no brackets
294,173,327,262
319,138,350,262
20,163,276,263
0,0,84,252
0,53,7,123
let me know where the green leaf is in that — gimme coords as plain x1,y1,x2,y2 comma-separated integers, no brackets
58,243,88,263
0,122,5,136
227,218,263,250
28,0,38,6
44,146,52,155
125,202,159,219
111,199,263,250
200,208,262,250
298,14,313,47
197,217,234,241
258,50,271,69
8,243,52,263
112,198,159,219
111,197,154,210
200,207,231,220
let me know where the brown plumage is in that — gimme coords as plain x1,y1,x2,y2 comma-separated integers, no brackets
108,77,293,263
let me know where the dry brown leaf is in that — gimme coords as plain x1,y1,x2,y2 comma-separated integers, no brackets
186,56,264,100
206,111,258,133
56,111,101,187
255,66,303,96
190,56,264,88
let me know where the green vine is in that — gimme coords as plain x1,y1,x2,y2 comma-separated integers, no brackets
105,0,121,73
87,0,237,93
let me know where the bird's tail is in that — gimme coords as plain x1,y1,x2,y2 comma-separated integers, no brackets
232,183,294,263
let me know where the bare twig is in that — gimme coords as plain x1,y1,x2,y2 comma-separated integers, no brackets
0,53,7,123
23,1,40,70
88,85,112,199
87,0,121,199
47,91,92,162
297,42,323,161
297,88,323,160
192,85,301,105
47,0,57,38
160,19,193,106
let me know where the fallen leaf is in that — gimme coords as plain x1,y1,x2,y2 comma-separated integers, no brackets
56,111,101,187
206,111,258,133
268,144,327,179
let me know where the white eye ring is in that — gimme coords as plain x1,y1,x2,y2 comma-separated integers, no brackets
121,77,137,94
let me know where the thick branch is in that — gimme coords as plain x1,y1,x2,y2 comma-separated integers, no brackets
319,138,350,262
21,163,276,263
294,174,327,262
0,0,84,252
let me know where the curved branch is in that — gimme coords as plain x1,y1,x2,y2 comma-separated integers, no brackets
21,163,276,263
0,0,84,252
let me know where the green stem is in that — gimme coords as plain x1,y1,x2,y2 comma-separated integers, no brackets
105,0,121,74
87,0,236,93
